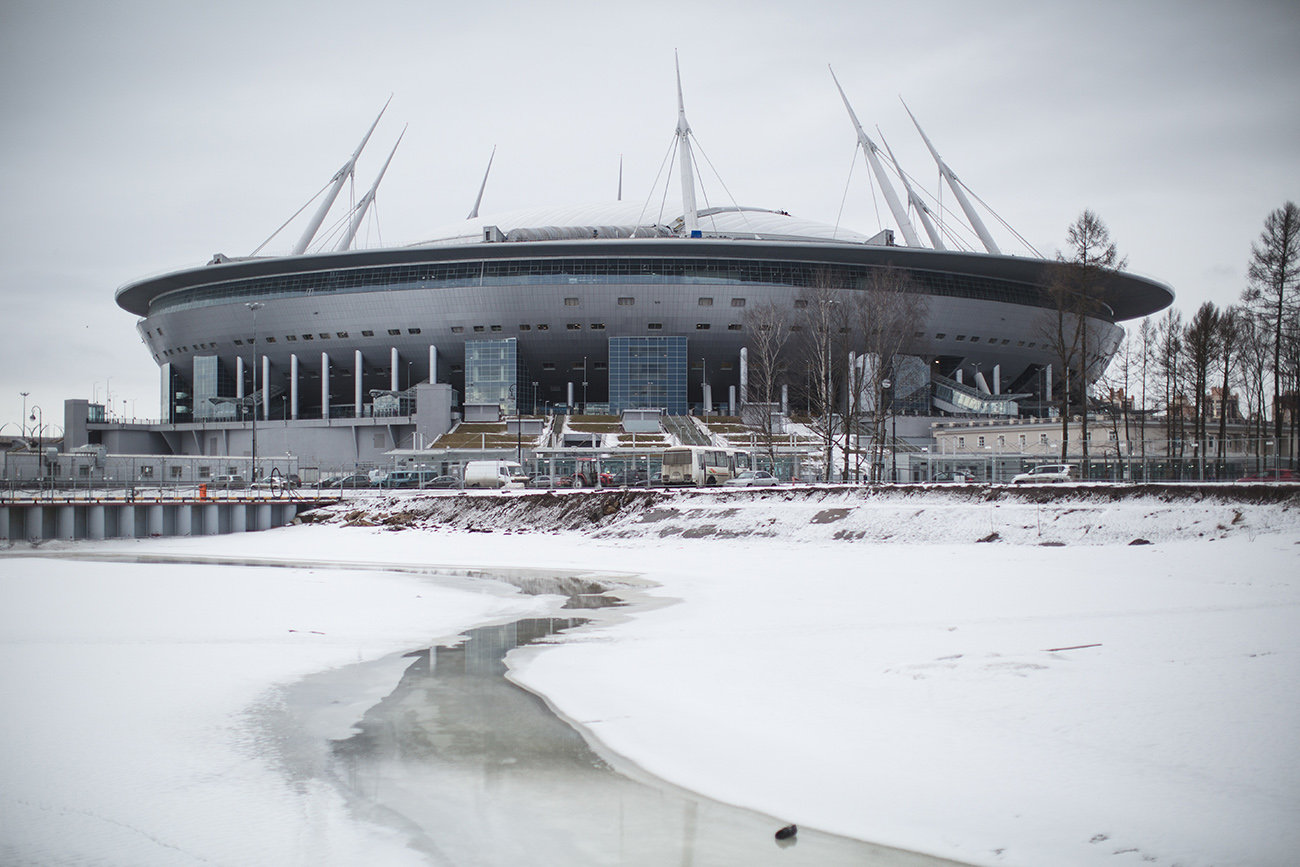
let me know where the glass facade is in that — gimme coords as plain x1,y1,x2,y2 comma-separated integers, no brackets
465,339,534,414
609,336,688,415
192,355,237,420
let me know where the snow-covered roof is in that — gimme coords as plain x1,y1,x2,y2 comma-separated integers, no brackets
411,201,879,248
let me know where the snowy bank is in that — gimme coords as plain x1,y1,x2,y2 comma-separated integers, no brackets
2,487,1297,866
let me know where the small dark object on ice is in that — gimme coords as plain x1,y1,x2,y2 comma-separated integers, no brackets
775,824,797,840
1129,538,1152,546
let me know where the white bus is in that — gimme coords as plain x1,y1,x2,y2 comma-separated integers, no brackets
661,446,752,486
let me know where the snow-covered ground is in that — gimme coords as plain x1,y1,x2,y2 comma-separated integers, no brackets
2,489,1297,866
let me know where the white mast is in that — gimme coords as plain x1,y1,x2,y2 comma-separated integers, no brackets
877,128,946,250
338,126,405,251
829,67,920,247
675,52,699,236
902,99,1001,255
292,96,391,255
466,145,496,220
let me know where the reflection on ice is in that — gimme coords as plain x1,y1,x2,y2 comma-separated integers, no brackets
325,613,964,866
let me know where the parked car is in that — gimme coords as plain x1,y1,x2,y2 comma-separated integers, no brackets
528,475,563,489
1010,464,1075,484
722,470,783,487
323,473,371,489
607,469,650,487
424,475,462,489
1236,470,1297,482
211,474,246,489
931,471,975,483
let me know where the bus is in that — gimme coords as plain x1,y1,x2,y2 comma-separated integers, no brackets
661,446,752,486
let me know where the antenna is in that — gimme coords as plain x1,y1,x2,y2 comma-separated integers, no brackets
675,51,699,236
338,126,405,251
877,128,945,250
292,96,391,255
618,154,623,202
829,66,921,247
467,145,496,220
901,98,1001,254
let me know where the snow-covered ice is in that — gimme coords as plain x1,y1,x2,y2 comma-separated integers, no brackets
1,489,1297,866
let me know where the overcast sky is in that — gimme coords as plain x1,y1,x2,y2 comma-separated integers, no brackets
2,0,1297,432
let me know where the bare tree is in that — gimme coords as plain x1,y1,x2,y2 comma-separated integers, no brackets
1041,210,1128,468
846,267,927,482
1183,301,1221,480
795,273,852,481
1242,202,1300,467
1236,313,1272,472
1215,306,1239,471
1157,309,1186,475
743,300,791,470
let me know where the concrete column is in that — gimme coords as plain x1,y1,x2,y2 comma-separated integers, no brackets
290,354,299,420
57,505,76,541
955,369,963,385
975,371,990,394
203,503,221,535
160,362,172,423
993,364,1001,395
236,356,245,399
703,383,712,414
1045,364,1053,402
567,382,574,408
147,504,165,537
355,349,364,417
321,352,330,419
178,504,193,537
429,345,438,384
739,347,748,405
262,355,271,419
391,347,400,392
781,383,788,415
88,505,105,540
728,385,736,416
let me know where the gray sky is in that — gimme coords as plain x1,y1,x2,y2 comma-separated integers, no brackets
2,0,1297,432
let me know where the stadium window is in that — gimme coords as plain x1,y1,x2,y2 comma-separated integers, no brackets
1027,342,1036,348
935,333,946,339
1017,340,1025,347
536,324,549,331
731,298,746,307
361,330,374,337
318,333,329,339
450,326,464,333
696,323,711,330
519,324,531,331
564,297,580,306
571,361,584,369
1019,434,1026,448
969,336,979,342
957,436,966,449
408,328,421,335
977,436,985,447
264,336,276,343
473,326,485,332
234,339,244,345
286,335,297,342
593,361,607,370
302,334,313,340
955,335,966,341
388,329,401,336
1039,433,1048,445
618,297,635,306
490,325,502,332
1001,339,1010,345
567,323,582,330
997,435,1006,447
336,331,348,338
590,323,606,330
728,323,743,331
720,361,733,370
698,297,713,306
199,466,211,479
542,362,556,371
647,322,662,330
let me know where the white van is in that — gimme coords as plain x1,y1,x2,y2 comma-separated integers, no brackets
463,460,529,489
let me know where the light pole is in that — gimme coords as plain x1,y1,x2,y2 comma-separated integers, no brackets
29,405,43,487
880,378,893,483
531,381,539,415
247,302,264,482
20,391,29,439
582,356,588,415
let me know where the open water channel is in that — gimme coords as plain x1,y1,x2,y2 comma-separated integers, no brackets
55,552,967,866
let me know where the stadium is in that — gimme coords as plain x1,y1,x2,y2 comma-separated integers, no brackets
99,74,1175,476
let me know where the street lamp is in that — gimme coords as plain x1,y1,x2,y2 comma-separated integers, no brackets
247,301,264,482
582,356,588,415
20,391,29,439
29,405,43,487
